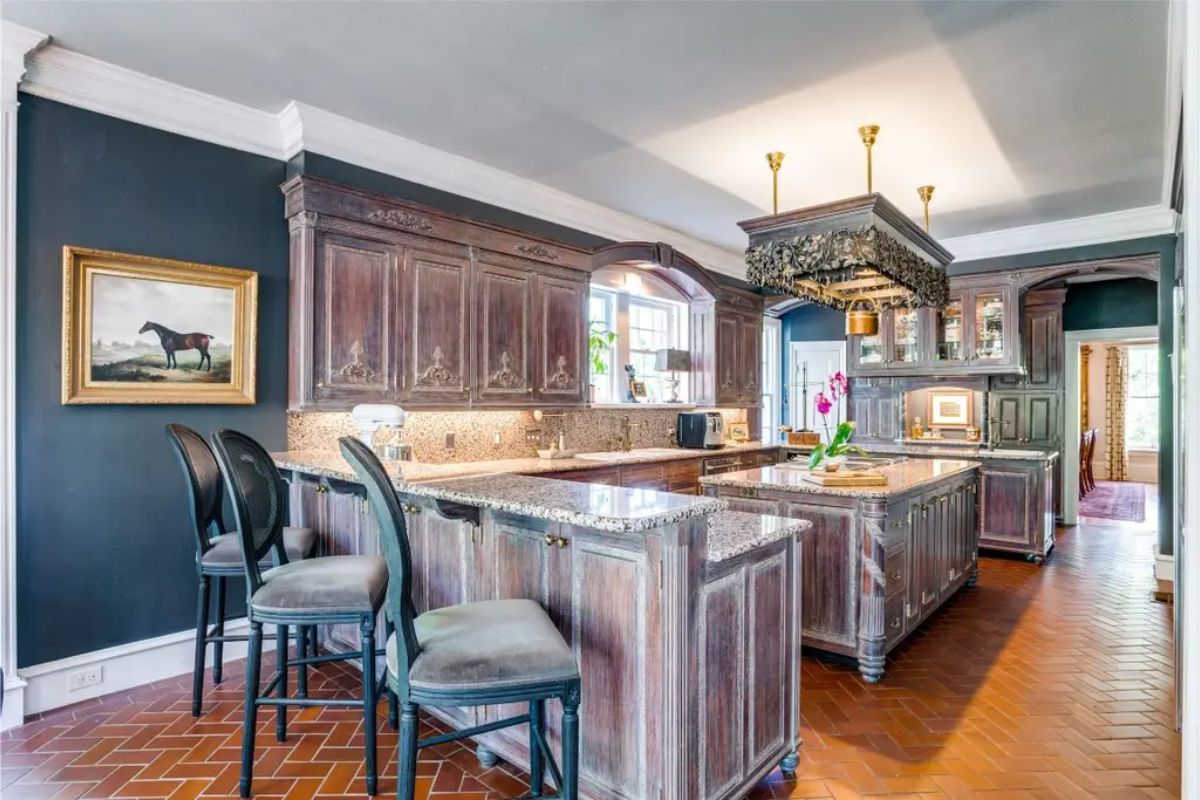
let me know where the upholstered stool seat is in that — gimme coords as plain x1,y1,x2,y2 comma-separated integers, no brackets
387,599,578,694
202,528,317,570
253,555,388,618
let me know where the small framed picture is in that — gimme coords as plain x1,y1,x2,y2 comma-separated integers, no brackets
62,246,258,405
927,390,972,428
630,379,648,399
728,422,750,442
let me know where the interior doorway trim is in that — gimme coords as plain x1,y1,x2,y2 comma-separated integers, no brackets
1063,325,1158,525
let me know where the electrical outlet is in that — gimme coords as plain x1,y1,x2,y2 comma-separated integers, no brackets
492,430,502,445
68,665,103,691
525,428,543,444
444,432,455,449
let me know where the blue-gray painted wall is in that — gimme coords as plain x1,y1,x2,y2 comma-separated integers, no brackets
779,304,846,427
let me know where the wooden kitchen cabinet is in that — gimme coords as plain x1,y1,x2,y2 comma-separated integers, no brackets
978,457,1056,562
988,391,1059,448
403,248,472,404
474,258,536,404
284,175,592,411
738,314,762,402
847,378,902,444
714,309,763,406
298,231,401,409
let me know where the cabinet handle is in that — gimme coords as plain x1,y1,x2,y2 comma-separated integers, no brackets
545,534,555,546
890,617,901,630
402,503,421,514
528,387,534,394
556,536,568,549
889,520,901,528
921,590,933,605
891,570,901,581
315,484,328,494
905,601,915,619
316,380,325,389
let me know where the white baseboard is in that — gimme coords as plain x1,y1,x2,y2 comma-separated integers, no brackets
1155,547,1175,585
9,617,276,725
2,673,27,731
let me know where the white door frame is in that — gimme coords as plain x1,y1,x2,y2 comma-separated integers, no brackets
1062,325,1158,525
787,340,846,437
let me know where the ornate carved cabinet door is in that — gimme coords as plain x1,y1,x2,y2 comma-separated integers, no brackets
535,275,587,404
403,249,471,405
309,233,400,407
738,314,762,405
474,259,536,404
715,313,740,406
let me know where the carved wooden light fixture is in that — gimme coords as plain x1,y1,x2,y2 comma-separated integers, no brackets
742,126,952,335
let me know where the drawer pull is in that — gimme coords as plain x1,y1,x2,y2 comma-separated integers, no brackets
556,536,568,549
890,617,901,630
545,534,555,546
402,503,421,514
891,570,901,581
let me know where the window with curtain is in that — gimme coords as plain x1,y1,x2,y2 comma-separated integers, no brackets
1125,344,1159,450
589,286,688,404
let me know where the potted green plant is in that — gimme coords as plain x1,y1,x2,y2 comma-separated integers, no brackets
588,321,616,403
808,371,868,471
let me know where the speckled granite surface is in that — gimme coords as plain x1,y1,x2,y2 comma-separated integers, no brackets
273,441,780,485
706,510,811,563
778,440,1059,463
700,458,980,499
399,474,726,533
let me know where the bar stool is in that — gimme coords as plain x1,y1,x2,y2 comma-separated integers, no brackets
210,429,390,798
339,437,581,800
166,424,319,717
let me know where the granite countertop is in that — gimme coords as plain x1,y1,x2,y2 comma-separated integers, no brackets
778,440,1060,463
699,458,980,499
398,474,726,534
273,440,780,485
707,510,812,563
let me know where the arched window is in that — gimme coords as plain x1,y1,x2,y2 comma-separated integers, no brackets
589,266,690,404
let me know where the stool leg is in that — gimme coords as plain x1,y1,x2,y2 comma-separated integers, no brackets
296,625,309,700
239,621,264,799
397,702,418,800
275,624,288,742
528,699,544,797
212,576,227,685
191,575,211,717
360,620,377,796
562,690,579,800
384,617,397,731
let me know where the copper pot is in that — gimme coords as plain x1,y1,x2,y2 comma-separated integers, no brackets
845,299,879,336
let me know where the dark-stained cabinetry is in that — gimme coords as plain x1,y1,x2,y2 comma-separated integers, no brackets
285,176,590,411
978,456,1056,562
714,303,764,407
847,378,902,444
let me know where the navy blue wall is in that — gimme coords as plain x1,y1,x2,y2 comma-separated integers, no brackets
1063,277,1159,331
15,96,291,666
778,304,846,428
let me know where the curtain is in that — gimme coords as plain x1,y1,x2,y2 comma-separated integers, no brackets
1105,346,1128,482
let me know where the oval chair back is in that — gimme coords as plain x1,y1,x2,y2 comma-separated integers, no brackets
166,423,228,561
209,429,292,598
338,437,421,696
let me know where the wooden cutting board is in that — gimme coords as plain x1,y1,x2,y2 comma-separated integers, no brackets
799,470,888,487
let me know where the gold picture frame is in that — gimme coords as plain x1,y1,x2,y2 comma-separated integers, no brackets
728,421,750,442
62,246,258,405
927,390,972,429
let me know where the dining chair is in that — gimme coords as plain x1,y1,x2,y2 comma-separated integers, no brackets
210,428,390,797
166,423,318,717
339,436,581,800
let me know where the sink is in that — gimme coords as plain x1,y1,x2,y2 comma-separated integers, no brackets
576,448,683,462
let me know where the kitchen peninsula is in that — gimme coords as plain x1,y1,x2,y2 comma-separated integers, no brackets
274,452,811,800
701,458,980,682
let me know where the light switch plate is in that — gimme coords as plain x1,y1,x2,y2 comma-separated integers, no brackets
444,432,455,449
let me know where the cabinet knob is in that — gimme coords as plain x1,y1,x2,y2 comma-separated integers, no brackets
316,381,325,389
556,536,568,549
402,503,421,514
528,387,534,394
891,570,901,581
545,534,555,546
890,617,901,630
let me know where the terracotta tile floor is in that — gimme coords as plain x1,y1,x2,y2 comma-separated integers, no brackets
2,515,1180,799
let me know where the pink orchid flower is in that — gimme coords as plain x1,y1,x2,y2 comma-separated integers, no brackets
815,391,833,416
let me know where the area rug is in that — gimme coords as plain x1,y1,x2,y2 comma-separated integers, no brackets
1079,481,1146,522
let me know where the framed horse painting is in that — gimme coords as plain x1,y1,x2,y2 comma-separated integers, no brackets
61,246,258,404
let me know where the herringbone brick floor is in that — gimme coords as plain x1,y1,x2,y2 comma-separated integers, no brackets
2,516,1180,799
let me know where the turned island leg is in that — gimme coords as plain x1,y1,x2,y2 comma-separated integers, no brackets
779,750,800,777
857,501,889,684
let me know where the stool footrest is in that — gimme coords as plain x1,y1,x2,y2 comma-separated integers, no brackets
417,713,531,749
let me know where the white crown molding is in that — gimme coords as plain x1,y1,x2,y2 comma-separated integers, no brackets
282,102,748,276
1,22,48,107
18,43,285,160
941,204,1178,263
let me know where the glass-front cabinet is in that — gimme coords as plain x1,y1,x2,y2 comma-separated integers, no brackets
847,281,1020,376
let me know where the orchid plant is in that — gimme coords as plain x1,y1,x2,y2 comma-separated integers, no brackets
808,371,868,470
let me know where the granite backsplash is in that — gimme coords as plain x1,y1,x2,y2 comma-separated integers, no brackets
288,407,749,463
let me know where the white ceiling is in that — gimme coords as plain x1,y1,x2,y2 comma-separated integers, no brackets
2,1,1171,257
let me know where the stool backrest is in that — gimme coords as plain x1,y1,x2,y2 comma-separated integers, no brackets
339,437,421,681
210,428,291,593
166,423,227,559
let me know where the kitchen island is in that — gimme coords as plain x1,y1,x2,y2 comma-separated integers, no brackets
701,458,980,683
275,453,811,800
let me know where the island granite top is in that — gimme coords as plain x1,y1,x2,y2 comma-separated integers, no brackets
707,510,812,563
273,441,779,485
398,473,727,534
779,440,1059,463
699,458,980,499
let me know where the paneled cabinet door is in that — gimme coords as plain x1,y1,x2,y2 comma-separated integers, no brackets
309,232,400,406
990,393,1023,447
475,260,536,404
715,313,740,405
979,465,1035,550
403,249,471,405
1023,305,1062,389
1022,392,1060,448
738,314,762,404
536,276,587,404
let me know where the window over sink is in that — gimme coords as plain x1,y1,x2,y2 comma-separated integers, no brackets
589,267,690,404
